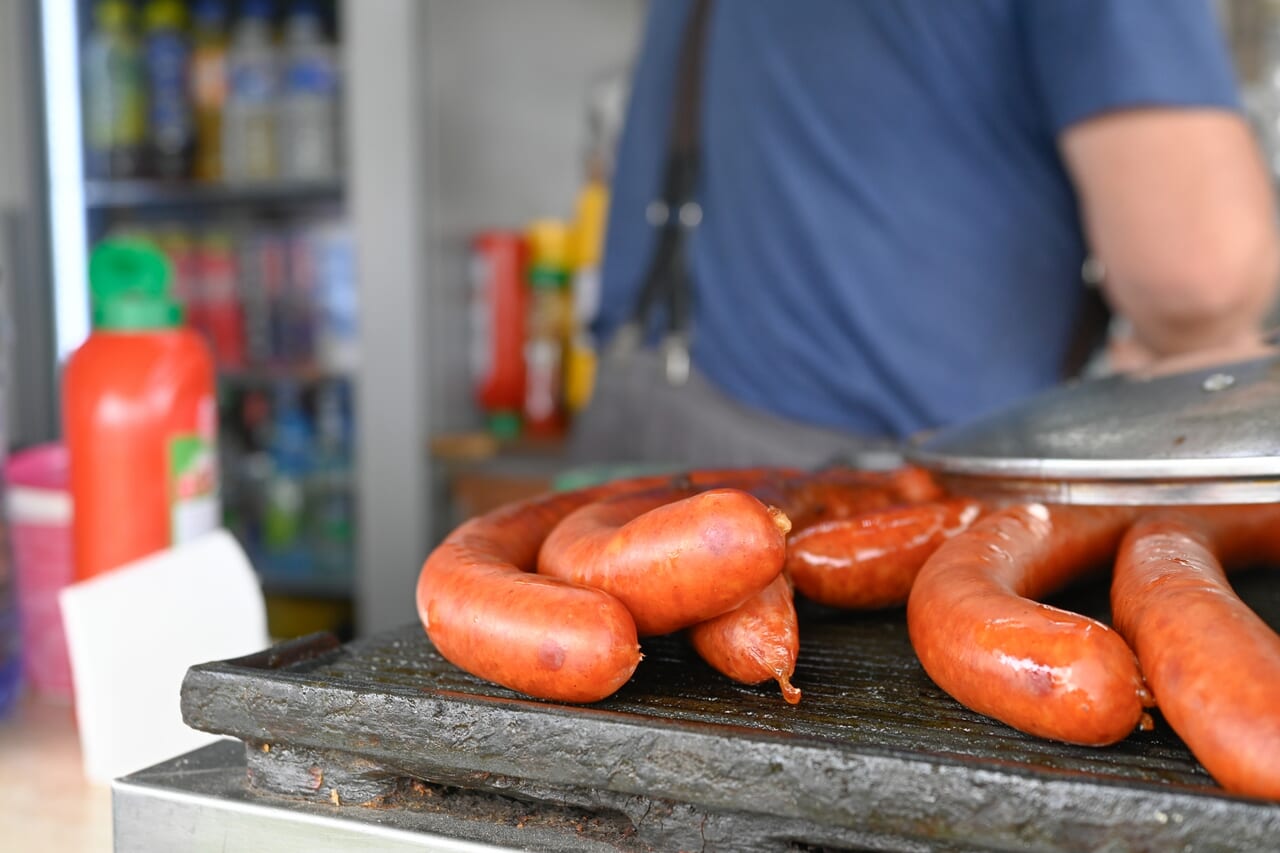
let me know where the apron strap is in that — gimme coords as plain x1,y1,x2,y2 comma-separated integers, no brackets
610,0,714,386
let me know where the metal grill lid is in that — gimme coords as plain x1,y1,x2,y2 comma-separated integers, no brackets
905,351,1280,504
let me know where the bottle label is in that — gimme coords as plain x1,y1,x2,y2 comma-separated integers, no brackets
147,33,193,145
229,61,275,103
284,57,338,95
169,398,220,544
192,49,228,107
524,339,562,425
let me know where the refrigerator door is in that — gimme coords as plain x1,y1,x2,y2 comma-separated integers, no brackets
0,0,58,447
36,0,90,366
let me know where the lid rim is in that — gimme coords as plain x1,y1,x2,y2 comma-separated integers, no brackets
904,450,1280,480
909,350,1280,500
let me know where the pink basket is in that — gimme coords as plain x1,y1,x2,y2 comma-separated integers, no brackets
5,443,73,700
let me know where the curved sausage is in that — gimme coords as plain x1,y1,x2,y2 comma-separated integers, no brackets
1112,509,1280,799
688,573,802,704
417,476,671,703
881,465,947,504
778,466,945,532
774,476,898,532
538,488,791,637
906,503,1150,746
789,498,984,609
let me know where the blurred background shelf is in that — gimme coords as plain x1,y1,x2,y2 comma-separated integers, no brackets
84,178,344,211
73,0,357,642
4,0,654,640
258,573,353,601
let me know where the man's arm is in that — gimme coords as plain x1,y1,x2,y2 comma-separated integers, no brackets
1059,108,1280,370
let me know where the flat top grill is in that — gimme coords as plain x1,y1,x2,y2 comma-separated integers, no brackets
178,572,1280,852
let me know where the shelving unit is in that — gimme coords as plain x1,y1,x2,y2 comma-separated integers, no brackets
32,0,649,639
62,0,356,639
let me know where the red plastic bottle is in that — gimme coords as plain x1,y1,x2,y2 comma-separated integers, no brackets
64,239,221,581
469,231,528,437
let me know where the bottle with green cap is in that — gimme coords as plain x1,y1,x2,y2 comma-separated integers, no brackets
63,239,220,581
523,219,572,436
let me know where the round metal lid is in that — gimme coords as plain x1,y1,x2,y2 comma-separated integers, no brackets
905,351,1280,505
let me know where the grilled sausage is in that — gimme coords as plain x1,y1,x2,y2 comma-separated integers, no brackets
789,498,985,609
907,503,1150,746
777,466,944,532
1112,508,1280,798
680,466,806,488
416,476,673,703
538,488,791,637
688,573,802,703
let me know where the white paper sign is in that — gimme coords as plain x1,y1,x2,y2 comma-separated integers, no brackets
59,529,270,784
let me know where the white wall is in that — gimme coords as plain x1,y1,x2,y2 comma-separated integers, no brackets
347,0,646,634
419,0,647,433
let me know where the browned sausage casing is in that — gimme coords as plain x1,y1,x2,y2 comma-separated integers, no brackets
416,477,671,703
774,466,944,533
688,573,802,703
1112,509,1280,799
907,503,1150,746
538,488,790,637
789,498,984,609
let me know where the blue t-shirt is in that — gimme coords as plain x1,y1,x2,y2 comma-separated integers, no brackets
597,0,1241,438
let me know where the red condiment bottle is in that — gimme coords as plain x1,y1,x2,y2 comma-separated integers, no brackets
64,239,221,581
470,231,528,437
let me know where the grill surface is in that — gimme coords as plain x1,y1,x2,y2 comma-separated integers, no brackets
180,571,1280,852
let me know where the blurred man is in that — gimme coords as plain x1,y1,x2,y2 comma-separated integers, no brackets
571,0,1279,467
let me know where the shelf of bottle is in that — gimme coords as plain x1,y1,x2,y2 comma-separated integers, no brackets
239,526,356,601
217,364,352,387
84,178,345,211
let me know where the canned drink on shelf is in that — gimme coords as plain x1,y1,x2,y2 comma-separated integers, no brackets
197,229,247,369
237,229,274,369
238,228,294,368
283,227,318,368
153,225,206,338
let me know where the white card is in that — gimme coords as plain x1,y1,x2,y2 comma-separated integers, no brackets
59,529,270,784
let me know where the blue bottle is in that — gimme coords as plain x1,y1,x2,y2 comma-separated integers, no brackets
261,382,313,578
142,0,195,178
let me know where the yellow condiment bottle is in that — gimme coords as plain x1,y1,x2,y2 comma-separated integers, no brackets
523,219,573,435
564,180,609,414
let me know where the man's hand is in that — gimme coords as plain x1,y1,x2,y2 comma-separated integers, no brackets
1061,108,1280,367
1106,316,1275,378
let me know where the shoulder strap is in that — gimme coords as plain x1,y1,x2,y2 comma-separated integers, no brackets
667,0,713,195
614,0,715,385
